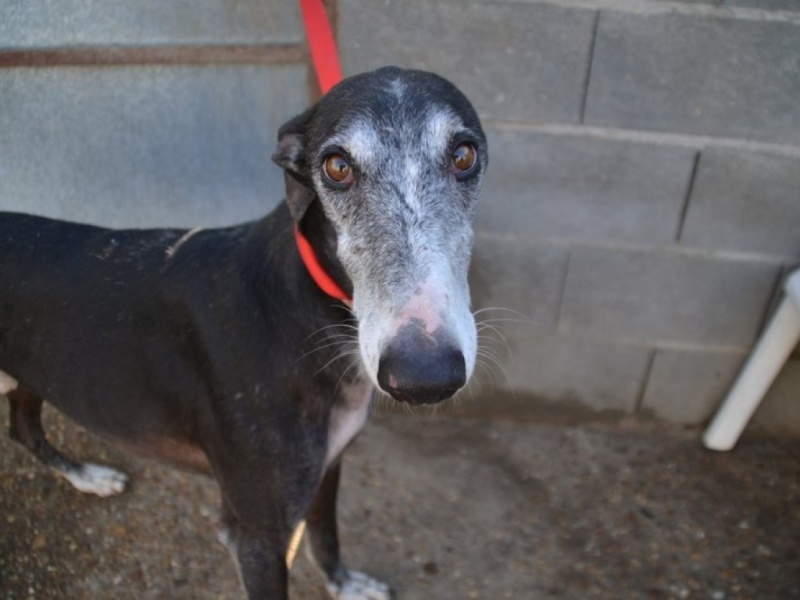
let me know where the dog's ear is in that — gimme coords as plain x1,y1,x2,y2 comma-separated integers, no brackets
281,175,316,223
273,107,316,222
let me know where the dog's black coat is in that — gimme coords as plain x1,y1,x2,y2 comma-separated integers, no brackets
1,206,339,459
1,67,486,599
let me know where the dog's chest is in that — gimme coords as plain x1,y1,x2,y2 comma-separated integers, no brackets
325,382,373,467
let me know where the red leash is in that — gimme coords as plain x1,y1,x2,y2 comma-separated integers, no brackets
299,0,343,95
295,0,352,307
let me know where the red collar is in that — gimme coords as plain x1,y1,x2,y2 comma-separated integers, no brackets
294,224,353,307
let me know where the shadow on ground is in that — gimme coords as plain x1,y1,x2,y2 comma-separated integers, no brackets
1,402,798,599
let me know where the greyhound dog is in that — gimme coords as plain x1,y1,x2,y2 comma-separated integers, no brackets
0,66,487,599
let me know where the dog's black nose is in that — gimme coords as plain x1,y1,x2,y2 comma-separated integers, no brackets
377,327,466,405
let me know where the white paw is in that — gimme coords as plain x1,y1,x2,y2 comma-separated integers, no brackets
61,463,128,497
327,570,393,600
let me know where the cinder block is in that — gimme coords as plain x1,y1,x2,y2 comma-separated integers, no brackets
490,334,651,413
0,66,308,228
339,0,597,123
641,349,746,424
477,127,696,244
560,247,780,348
469,237,569,334
585,12,800,145
751,357,800,433
680,148,800,258
0,0,302,46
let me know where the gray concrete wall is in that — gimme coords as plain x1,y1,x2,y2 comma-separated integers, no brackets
1,0,798,432
0,0,309,228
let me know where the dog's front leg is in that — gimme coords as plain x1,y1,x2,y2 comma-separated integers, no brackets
306,460,393,600
219,509,290,599
214,460,296,600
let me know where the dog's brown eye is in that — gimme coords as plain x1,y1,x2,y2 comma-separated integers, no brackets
323,154,353,186
451,143,478,175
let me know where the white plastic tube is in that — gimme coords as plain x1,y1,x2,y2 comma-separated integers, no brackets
703,270,800,451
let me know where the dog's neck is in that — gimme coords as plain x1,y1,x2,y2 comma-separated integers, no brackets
295,225,351,306
243,201,353,318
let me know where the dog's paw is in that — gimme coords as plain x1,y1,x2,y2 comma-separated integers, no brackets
326,570,393,600
61,463,128,497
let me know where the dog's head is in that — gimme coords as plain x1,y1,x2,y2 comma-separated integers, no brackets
273,67,487,405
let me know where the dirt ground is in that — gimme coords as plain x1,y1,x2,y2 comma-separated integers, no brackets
1,403,798,600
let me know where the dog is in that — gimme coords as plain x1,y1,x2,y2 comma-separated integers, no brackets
0,66,487,599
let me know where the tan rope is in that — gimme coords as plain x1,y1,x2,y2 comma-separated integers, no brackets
165,227,203,259
286,520,307,569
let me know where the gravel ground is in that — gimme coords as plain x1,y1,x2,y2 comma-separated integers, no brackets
1,402,799,600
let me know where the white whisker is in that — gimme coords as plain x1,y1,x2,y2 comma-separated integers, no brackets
472,306,533,324
314,348,361,378
294,336,357,364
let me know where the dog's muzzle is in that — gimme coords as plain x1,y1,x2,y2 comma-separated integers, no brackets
376,323,466,405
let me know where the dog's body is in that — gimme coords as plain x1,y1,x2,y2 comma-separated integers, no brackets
1,67,487,599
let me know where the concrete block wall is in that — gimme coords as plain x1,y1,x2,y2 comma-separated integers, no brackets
2,1,799,433
340,0,800,432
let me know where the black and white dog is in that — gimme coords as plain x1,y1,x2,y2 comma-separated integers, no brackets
0,66,487,599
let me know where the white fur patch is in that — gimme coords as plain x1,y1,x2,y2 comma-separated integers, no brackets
326,383,372,467
217,527,248,594
326,570,392,600
387,77,406,101
422,108,464,160
61,463,128,497
0,369,19,395
328,120,381,168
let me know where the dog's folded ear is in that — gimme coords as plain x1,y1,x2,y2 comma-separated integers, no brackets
273,107,317,222
273,106,314,175
281,175,316,223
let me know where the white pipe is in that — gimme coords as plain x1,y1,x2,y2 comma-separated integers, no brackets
703,270,800,451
